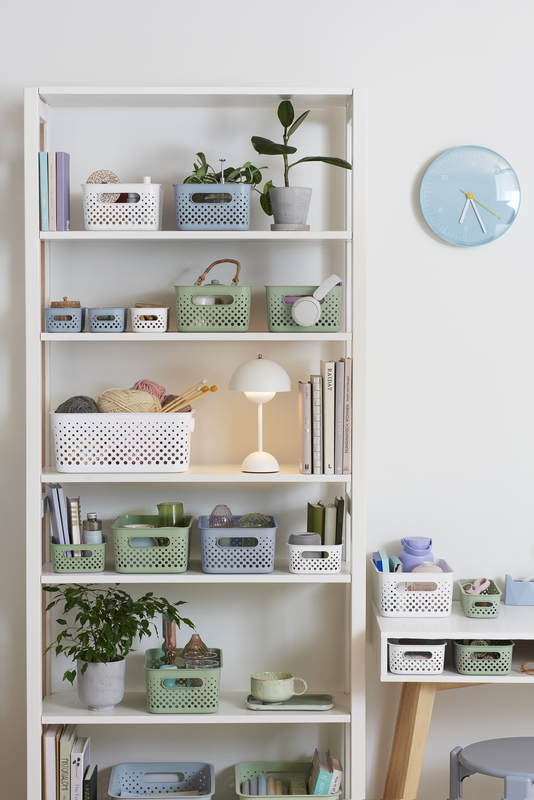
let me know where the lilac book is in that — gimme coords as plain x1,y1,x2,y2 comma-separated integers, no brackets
56,152,70,231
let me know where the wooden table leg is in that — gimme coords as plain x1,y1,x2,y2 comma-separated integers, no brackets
382,682,438,800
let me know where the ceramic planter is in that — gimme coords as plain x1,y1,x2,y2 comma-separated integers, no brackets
77,658,126,711
269,187,312,230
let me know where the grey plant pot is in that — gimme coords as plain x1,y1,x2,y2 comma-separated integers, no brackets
77,658,126,711
269,187,312,226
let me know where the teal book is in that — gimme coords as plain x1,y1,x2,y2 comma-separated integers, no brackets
39,151,49,231
308,748,333,795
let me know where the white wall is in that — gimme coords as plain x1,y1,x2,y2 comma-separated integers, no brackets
2,1,534,797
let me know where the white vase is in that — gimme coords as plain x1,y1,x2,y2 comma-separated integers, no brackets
77,658,126,711
269,187,312,228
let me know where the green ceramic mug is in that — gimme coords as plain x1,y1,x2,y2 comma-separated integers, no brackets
250,671,308,703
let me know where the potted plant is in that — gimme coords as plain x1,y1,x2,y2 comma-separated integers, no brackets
44,583,194,711
174,153,266,231
251,100,352,229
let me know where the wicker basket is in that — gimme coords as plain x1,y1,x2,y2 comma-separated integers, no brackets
265,285,343,332
112,515,191,573
108,762,214,798
145,647,222,714
175,259,250,332
174,183,251,230
82,182,164,231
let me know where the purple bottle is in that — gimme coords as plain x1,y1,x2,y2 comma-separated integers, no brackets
399,536,434,572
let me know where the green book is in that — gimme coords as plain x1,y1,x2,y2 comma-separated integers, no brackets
83,764,98,800
334,496,344,546
318,501,337,546
307,502,325,542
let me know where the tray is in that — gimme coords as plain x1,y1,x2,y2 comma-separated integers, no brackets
246,694,334,711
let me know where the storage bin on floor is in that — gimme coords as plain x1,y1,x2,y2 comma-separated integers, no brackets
235,761,342,800
453,640,514,676
458,579,502,618
144,647,222,714
288,543,342,574
198,515,277,574
372,559,454,617
108,762,214,798
112,515,192,573
388,638,446,675
50,535,107,573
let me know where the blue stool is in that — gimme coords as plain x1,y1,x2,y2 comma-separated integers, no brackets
449,738,534,800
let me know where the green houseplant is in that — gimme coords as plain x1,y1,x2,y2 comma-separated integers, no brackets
251,100,352,225
182,152,265,187
44,583,194,710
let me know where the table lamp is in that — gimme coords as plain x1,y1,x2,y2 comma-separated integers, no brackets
229,354,291,472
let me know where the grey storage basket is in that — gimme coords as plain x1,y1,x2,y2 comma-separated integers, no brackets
198,514,277,574
174,183,251,230
87,307,127,332
108,761,215,798
175,259,251,332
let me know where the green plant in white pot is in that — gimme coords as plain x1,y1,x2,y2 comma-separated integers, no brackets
44,583,194,711
251,100,352,229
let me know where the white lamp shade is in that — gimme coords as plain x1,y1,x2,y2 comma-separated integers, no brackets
229,356,291,393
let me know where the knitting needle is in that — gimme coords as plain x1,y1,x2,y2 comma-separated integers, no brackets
167,385,217,413
161,385,209,413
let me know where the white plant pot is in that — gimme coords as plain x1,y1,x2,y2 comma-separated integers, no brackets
269,187,312,228
77,658,126,711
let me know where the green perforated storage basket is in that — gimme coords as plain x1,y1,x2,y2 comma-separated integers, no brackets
175,259,250,332
235,761,342,800
458,579,502,618
112,515,192,573
145,647,222,714
50,536,107,573
265,285,343,332
453,640,514,675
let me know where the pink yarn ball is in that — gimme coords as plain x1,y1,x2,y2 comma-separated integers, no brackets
130,379,166,401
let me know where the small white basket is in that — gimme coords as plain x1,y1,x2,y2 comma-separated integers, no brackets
373,559,454,617
82,183,164,231
130,307,170,333
288,543,342,574
51,411,194,473
388,638,447,675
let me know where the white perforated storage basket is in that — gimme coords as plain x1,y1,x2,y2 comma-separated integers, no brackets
130,307,170,333
82,183,164,230
288,543,342,573
388,638,447,675
51,411,194,472
373,559,454,617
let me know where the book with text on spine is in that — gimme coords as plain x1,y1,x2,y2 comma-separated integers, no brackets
82,764,97,800
70,736,90,800
321,359,335,474
298,380,312,474
308,748,333,795
340,356,352,474
334,359,345,475
48,152,56,231
310,374,323,474
56,152,70,231
59,724,77,800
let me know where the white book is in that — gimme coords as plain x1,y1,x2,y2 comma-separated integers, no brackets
310,375,323,475
67,496,82,557
297,381,312,475
328,756,343,795
70,736,90,800
334,360,345,475
43,724,62,800
46,484,61,544
321,360,335,474
340,357,352,474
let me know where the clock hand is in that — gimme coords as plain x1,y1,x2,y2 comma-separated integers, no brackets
459,197,470,224
469,199,486,234
460,189,503,220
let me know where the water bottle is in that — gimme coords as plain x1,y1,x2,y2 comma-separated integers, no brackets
399,536,434,572
82,513,103,544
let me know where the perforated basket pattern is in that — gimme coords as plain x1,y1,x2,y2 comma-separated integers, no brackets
108,761,215,798
112,515,191,573
45,307,85,333
130,307,170,333
453,640,514,675
372,559,454,617
174,286,251,332
235,761,341,800
145,648,222,714
388,638,446,675
87,307,126,332
458,579,502,618
83,183,164,231
51,411,194,473
174,183,251,230
198,515,276,573
50,536,107,573
288,543,342,573
265,285,343,332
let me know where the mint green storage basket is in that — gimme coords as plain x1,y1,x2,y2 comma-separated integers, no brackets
145,647,222,714
112,515,192,573
458,579,502,618
50,535,107,573
453,639,514,675
265,285,343,332
235,761,342,800
175,259,250,332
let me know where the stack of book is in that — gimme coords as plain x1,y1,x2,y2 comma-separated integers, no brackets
307,497,344,546
46,483,83,557
298,357,352,475
308,749,343,795
42,724,97,800
39,151,70,231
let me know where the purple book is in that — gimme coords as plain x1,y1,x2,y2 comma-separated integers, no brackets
56,152,70,231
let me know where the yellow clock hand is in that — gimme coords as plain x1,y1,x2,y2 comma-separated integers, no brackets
460,190,503,220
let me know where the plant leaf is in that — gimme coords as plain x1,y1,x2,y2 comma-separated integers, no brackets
287,110,310,139
251,136,297,156
277,100,294,128
289,156,352,169
260,180,274,216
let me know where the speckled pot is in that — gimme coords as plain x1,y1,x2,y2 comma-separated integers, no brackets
77,658,126,711
269,187,312,225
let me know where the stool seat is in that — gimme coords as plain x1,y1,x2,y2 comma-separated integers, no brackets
449,737,534,800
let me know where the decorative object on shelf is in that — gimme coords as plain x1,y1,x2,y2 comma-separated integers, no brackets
180,632,210,657
112,514,192,572
97,388,162,413
518,662,534,675
182,152,266,187
174,259,251,332
265,283,343,332
43,583,194,710
398,536,434,572
130,378,166,402
250,671,308,703
87,307,127,333
86,169,121,202
82,512,103,545
237,512,272,528
229,354,291,473
251,100,352,229
209,504,234,528
108,762,215,799
54,395,98,413
419,146,521,246
198,514,278,574
83,176,164,231
505,574,534,605
458,578,502,618
50,296,81,308
157,501,184,527
45,296,85,333
388,638,447,676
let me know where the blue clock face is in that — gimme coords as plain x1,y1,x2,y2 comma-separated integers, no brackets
420,146,520,246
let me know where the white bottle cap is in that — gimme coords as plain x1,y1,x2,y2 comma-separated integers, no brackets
143,176,151,184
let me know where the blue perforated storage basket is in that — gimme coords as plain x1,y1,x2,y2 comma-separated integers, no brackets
108,761,215,798
87,307,126,332
198,515,277,574
45,307,86,333
174,183,251,230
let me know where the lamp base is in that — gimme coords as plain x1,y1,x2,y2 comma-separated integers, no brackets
241,451,280,473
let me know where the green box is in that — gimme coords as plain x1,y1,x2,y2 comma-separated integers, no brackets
265,285,343,332
145,647,222,714
50,535,107,573
453,639,514,675
112,514,192,573
234,761,342,800
458,579,502,618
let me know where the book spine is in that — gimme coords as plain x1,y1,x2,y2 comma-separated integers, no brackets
48,152,57,231
342,357,352,474
312,768,333,795
311,375,323,474
298,381,312,474
334,360,345,474
321,360,335,474
56,152,70,232
39,152,49,231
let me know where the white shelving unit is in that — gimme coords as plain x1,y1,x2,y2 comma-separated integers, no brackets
25,87,366,800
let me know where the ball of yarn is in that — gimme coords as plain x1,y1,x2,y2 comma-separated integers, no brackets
55,396,99,413
97,388,162,413
131,379,166,402
162,394,178,407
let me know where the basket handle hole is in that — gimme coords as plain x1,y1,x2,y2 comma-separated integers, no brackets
142,772,185,783
191,192,232,204
217,537,258,548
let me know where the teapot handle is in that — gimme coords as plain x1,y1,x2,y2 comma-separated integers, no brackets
195,259,241,286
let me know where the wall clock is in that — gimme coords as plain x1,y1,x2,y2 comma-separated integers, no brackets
420,146,520,246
